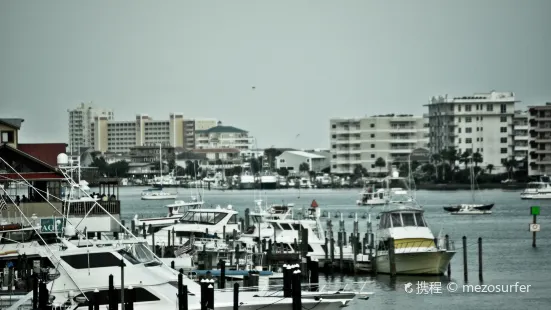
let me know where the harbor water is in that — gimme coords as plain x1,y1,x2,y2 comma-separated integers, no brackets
110,187,551,310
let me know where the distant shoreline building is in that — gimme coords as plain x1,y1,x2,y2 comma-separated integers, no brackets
195,121,254,150
329,114,428,175
425,91,517,172
527,103,551,176
67,102,113,154
66,103,254,154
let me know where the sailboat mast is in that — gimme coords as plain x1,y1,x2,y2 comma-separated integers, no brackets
159,144,163,188
470,157,474,202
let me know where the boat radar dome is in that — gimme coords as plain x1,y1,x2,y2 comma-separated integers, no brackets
57,153,69,166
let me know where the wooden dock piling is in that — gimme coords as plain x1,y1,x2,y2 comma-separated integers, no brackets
478,237,483,282
445,234,451,277
463,236,468,282
389,237,396,277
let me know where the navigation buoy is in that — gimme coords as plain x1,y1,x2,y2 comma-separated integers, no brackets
311,199,319,208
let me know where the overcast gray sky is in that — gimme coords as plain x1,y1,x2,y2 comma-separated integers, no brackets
1,0,550,149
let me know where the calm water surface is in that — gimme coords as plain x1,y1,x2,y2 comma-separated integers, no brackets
104,187,551,310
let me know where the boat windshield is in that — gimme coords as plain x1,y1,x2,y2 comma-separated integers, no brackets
388,193,411,203
122,243,157,264
379,212,427,228
181,211,229,225
527,183,545,189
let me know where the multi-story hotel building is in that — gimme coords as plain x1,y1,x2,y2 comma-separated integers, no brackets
329,115,429,174
91,114,219,153
513,111,529,162
67,103,222,153
67,102,113,154
195,121,254,150
528,103,551,176
425,91,516,172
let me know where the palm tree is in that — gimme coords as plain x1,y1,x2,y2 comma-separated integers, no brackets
440,147,459,180
460,150,472,169
472,152,483,167
486,164,495,174
299,162,310,173
374,157,386,174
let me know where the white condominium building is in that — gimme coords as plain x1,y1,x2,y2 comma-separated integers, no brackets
67,102,114,154
67,103,221,153
513,110,529,162
195,121,254,150
329,114,429,174
425,91,516,172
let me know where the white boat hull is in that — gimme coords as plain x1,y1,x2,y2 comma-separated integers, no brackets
520,193,551,199
375,250,455,275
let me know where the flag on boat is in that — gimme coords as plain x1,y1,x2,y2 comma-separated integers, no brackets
311,199,319,208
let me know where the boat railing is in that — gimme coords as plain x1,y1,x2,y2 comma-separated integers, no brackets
214,281,372,295
61,200,120,216
377,239,455,254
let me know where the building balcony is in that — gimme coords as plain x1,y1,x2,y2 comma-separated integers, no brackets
514,146,529,151
533,149,551,154
532,116,551,121
533,127,551,132
389,149,412,154
514,125,529,130
390,128,418,133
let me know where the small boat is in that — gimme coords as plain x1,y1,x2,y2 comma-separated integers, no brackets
450,205,492,215
520,177,551,199
443,203,494,212
141,188,177,200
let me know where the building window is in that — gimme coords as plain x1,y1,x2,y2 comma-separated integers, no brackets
466,117,472,123
370,124,375,128
500,148,507,154
371,144,375,148
465,105,472,112
500,137,507,143
332,135,336,138
458,105,461,112
371,164,375,168
332,155,336,159
371,134,375,138
279,159,286,163
458,138,462,143
487,104,493,111
332,144,336,148
466,138,472,144
332,165,336,168
466,127,472,133
458,128,462,133
1,131,14,143
500,116,507,122
332,124,336,129
371,154,375,158
500,104,507,113
500,127,507,133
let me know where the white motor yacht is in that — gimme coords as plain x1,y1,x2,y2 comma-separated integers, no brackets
146,206,240,252
521,176,551,199
373,173,455,275
132,198,204,234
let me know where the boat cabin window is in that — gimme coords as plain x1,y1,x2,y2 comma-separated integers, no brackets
527,183,544,189
228,214,237,224
291,224,301,231
252,215,262,223
401,213,416,227
391,213,403,227
280,223,293,230
379,214,390,229
414,213,427,227
74,287,160,308
181,211,228,225
117,249,140,264
61,252,121,269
